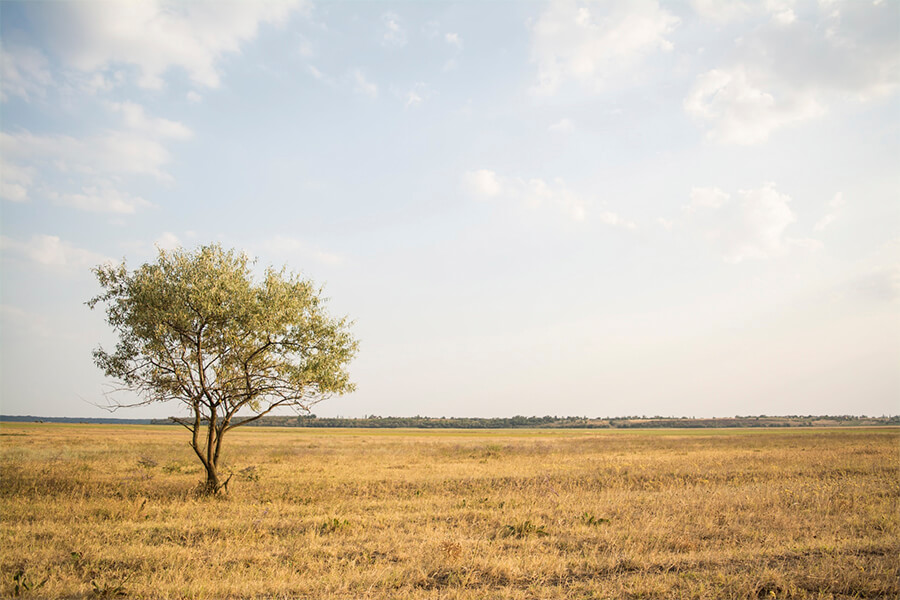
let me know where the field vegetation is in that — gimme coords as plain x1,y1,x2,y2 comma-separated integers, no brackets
1,423,897,599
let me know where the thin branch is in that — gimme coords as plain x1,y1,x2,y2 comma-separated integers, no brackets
169,416,196,432
223,398,300,432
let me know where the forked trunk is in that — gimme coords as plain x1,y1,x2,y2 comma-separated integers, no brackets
203,463,221,495
190,426,226,495
192,410,230,495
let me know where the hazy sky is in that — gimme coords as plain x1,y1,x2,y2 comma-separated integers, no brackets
1,0,898,419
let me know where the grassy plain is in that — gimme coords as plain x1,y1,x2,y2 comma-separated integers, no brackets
1,423,897,599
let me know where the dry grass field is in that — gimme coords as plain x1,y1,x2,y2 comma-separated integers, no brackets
0,423,897,599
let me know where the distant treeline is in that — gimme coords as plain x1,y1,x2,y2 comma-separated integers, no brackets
292,414,900,429
0,415,155,424
4,414,898,428
140,414,899,429
295,415,588,429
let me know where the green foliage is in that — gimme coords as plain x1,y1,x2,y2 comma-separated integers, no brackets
90,574,130,598
502,520,548,539
87,244,358,492
88,244,357,411
318,518,351,534
11,569,47,597
580,512,610,526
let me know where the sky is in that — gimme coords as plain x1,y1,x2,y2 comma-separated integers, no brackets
0,0,898,420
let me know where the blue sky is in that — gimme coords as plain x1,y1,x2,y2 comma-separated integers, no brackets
1,0,898,419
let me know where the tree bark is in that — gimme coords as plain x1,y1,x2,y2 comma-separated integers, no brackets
203,461,221,494
198,416,229,495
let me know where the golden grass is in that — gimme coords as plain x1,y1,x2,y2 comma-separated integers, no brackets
1,423,897,599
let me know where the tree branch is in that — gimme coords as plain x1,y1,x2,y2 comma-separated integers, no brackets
223,398,303,432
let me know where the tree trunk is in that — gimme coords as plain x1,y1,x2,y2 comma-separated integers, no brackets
189,409,232,495
203,462,221,495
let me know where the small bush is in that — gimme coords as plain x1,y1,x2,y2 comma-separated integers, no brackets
581,512,610,526
239,466,259,482
11,569,47,597
136,457,157,469
318,518,350,534
502,520,548,538
90,575,130,599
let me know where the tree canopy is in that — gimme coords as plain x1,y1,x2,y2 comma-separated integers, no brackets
88,244,358,493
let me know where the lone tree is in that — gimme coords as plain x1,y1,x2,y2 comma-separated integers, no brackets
88,244,358,494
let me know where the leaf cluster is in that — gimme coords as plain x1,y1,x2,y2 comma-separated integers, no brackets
87,244,358,422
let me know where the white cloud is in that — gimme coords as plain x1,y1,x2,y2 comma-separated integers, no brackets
690,0,752,22
0,160,35,203
0,101,191,207
108,101,193,140
406,90,423,108
718,185,796,262
685,1,899,144
848,265,900,303
548,118,575,133
0,103,188,219
186,91,203,103
297,34,315,58
381,12,407,47
525,177,589,222
0,42,53,102
597,211,636,229
814,192,844,232
351,69,378,99
313,251,344,266
306,65,337,86
462,169,503,198
685,183,821,262
155,232,181,251
685,186,729,212
769,7,797,26
464,169,633,226
402,83,433,108
691,0,797,25
79,72,118,95
1,129,174,183
531,0,679,95
50,182,153,214
4,2,308,99
0,182,28,203
308,65,325,80
813,214,837,233
0,234,109,270
684,67,825,145
445,32,462,49
260,235,344,266
27,0,306,90
0,305,52,338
